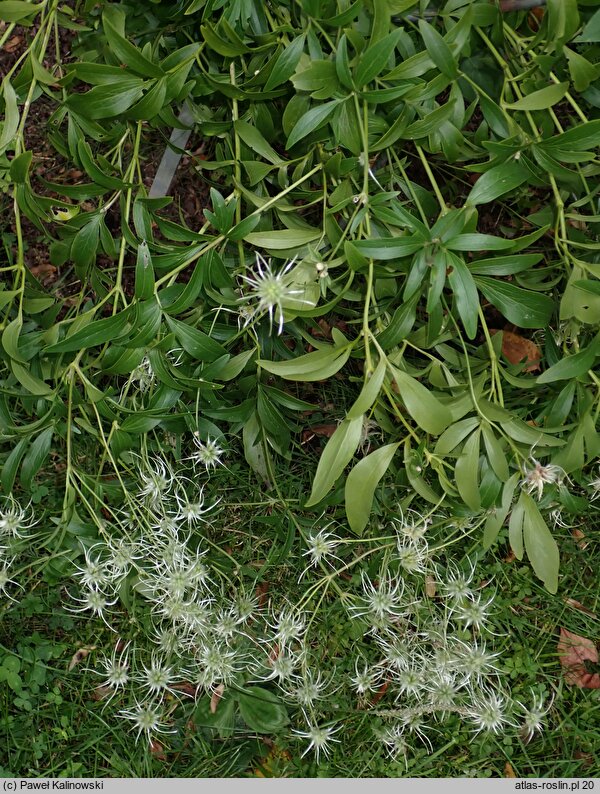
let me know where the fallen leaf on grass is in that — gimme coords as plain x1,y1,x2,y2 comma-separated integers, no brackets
68,646,96,671
558,628,600,689
564,598,596,618
504,762,517,778
210,683,225,714
150,740,167,761
491,329,541,372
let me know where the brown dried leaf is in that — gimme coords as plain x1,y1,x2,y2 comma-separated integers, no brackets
491,329,541,372
558,628,600,688
68,645,96,671
210,683,225,714
504,762,517,778
425,575,437,598
572,528,588,550
150,740,167,761
564,598,596,618
29,262,57,286
92,685,113,701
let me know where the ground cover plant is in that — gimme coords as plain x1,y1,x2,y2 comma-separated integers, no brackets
0,0,599,778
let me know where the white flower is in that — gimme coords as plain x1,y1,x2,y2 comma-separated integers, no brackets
174,487,216,525
290,668,335,707
351,571,407,623
267,608,305,648
194,641,246,690
0,556,20,601
293,716,342,762
106,537,142,580
131,356,155,393
468,689,512,734
441,559,476,602
189,435,224,470
93,640,131,693
301,527,341,569
379,724,408,760
118,701,173,743
587,468,600,501
451,593,496,631
396,538,429,575
351,659,383,695
239,253,308,335
138,457,174,506
456,641,501,682
68,588,117,629
138,654,179,698
522,458,565,500
517,692,552,742
72,545,114,591
0,496,36,539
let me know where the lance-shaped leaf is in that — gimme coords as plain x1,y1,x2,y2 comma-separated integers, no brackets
258,342,353,382
306,415,364,506
345,442,400,535
389,365,452,435
521,492,560,594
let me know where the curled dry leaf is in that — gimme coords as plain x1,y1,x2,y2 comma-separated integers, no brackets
504,762,517,778
491,329,541,372
68,645,96,671
210,683,225,714
558,628,600,689
564,598,596,618
425,575,437,598
150,740,167,761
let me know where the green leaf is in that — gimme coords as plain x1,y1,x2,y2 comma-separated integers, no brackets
537,334,600,383
243,411,270,483
306,415,364,506
76,139,125,190
347,356,386,419
164,316,226,362
565,47,598,92
11,361,53,396
103,9,164,78
234,120,281,165
286,99,343,148
521,492,559,594
243,229,321,249
389,366,453,435
446,233,513,251
481,423,509,481
355,30,402,87
483,473,519,549
0,80,18,154
0,1,43,22
505,83,569,111
66,81,146,119
575,6,600,42
418,19,458,79
258,343,352,382
475,276,554,328
45,310,131,354
466,160,529,206
543,119,600,151
353,236,422,260
447,252,479,339
20,426,53,490
264,34,306,91
455,429,481,512
71,216,101,272
9,150,32,183
345,442,400,534
509,492,525,559
237,687,289,733
134,241,155,300
1,437,29,494
2,316,25,362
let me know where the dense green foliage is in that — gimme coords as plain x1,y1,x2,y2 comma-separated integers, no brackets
0,0,599,778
